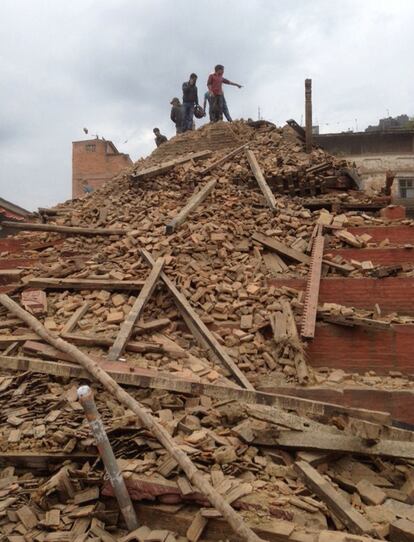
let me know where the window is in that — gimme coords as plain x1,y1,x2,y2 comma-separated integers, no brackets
85,144,96,152
399,177,414,198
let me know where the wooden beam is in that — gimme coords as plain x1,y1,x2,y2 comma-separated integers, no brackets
305,79,312,153
301,227,324,339
0,451,97,469
0,333,39,345
252,232,311,264
62,332,163,353
245,425,414,460
131,150,212,181
0,354,391,424
25,278,144,291
295,460,376,536
0,294,265,542
108,258,164,360
140,249,254,391
61,302,90,334
0,221,124,236
200,144,249,176
165,180,217,234
245,150,277,212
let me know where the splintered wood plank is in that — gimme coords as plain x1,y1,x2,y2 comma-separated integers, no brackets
108,258,164,360
0,355,391,424
61,302,90,334
131,150,212,181
140,249,254,391
301,226,325,340
245,149,277,212
0,221,124,236
25,278,144,291
165,180,216,234
295,461,376,536
200,143,248,175
252,232,311,264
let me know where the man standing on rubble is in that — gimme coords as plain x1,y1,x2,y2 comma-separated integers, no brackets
153,127,167,147
170,97,184,134
182,73,199,132
207,65,242,122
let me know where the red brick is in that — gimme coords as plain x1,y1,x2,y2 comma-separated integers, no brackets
269,277,414,315
380,205,406,220
348,226,414,245
72,139,133,198
307,323,414,374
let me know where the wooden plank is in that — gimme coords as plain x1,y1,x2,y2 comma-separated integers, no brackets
0,221,124,236
295,461,376,536
0,451,96,469
0,354,391,425
108,258,165,360
251,427,414,460
245,149,277,212
301,227,325,339
200,144,249,176
61,302,90,334
0,333,39,345
165,180,216,234
252,232,311,264
62,332,163,353
131,150,212,181
25,277,144,291
140,249,254,391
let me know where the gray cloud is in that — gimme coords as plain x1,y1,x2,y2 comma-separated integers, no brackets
0,0,413,210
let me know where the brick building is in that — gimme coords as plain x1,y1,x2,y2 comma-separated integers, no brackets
72,138,133,198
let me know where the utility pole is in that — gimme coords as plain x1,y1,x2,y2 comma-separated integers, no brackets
305,78,312,153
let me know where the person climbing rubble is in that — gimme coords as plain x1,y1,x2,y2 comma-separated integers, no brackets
207,64,242,122
170,97,184,134
153,127,167,147
182,73,199,132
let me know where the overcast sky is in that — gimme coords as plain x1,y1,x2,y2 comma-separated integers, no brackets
1,0,413,210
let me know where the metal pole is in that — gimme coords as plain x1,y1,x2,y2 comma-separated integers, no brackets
305,78,312,153
77,385,139,531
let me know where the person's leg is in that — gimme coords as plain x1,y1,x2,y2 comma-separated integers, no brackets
208,96,214,121
222,96,232,122
211,96,220,122
182,103,191,132
217,95,224,121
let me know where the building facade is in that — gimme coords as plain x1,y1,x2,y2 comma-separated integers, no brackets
315,130,414,207
72,139,133,198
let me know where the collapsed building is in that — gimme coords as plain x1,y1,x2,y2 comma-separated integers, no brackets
1,120,414,541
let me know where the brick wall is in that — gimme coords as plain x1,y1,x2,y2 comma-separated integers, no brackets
306,323,414,373
347,226,414,244
329,247,414,265
263,386,414,425
269,277,414,314
72,139,132,198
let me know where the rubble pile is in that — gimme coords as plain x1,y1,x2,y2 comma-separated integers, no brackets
1,121,414,541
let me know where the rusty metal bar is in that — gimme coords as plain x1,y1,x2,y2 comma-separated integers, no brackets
77,385,138,531
301,224,324,339
305,79,312,153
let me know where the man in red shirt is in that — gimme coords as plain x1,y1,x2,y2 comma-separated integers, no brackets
207,64,242,122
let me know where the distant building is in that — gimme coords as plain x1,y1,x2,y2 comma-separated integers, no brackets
315,129,414,208
365,114,410,132
72,138,133,199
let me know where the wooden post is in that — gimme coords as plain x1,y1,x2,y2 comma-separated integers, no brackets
0,294,265,542
108,258,164,360
305,78,312,153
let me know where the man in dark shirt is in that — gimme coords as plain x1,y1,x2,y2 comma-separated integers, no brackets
207,64,242,122
170,97,184,134
182,73,198,132
153,127,167,147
